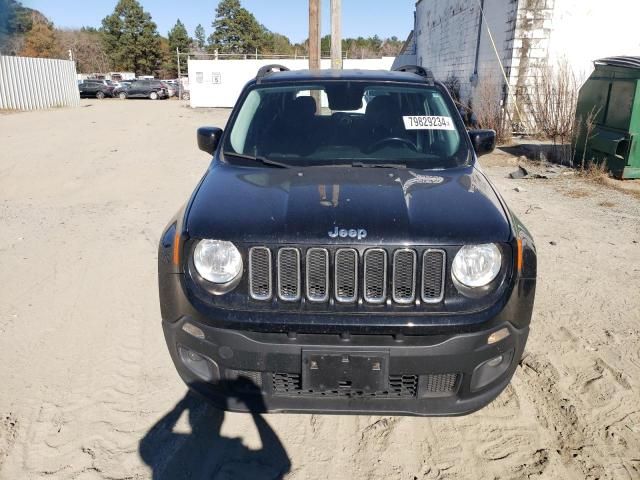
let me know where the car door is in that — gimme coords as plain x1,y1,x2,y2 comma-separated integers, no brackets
126,81,140,97
78,82,87,97
131,81,149,97
80,82,96,97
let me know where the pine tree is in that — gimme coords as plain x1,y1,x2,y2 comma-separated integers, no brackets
207,0,267,54
168,19,190,72
101,0,161,75
0,0,16,46
194,24,205,50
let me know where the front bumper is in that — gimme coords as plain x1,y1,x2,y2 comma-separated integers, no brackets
163,316,528,416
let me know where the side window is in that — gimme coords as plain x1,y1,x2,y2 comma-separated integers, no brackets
230,90,262,154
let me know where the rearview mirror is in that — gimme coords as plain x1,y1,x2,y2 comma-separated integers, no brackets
197,127,223,155
468,129,496,157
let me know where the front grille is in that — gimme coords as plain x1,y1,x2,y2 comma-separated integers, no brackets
272,373,418,397
248,246,446,306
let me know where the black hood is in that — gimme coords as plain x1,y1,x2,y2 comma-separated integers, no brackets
186,163,511,245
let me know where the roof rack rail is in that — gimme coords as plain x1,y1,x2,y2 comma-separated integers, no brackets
256,64,291,83
392,65,435,85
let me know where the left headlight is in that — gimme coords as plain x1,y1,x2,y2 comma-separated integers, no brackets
452,243,502,288
193,239,243,284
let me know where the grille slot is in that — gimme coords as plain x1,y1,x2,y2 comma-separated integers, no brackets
335,249,358,303
421,373,459,394
389,375,418,396
248,247,272,301
271,373,417,398
277,248,301,301
306,248,329,302
421,249,446,303
392,249,417,304
363,249,387,304
225,369,263,387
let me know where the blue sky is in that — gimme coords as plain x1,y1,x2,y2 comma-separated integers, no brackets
23,1,415,43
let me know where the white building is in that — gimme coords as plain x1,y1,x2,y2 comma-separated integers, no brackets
396,0,640,128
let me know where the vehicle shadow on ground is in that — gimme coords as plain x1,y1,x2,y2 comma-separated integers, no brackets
499,143,573,165
139,379,291,480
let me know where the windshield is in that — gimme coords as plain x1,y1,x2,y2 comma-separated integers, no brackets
223,81,469,169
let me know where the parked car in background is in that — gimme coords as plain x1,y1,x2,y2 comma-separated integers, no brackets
114,83,131,99
79,80,115,99
162,81,177,98
117,80,168,100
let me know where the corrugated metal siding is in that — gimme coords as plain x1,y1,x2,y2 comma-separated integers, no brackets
0,56,79,111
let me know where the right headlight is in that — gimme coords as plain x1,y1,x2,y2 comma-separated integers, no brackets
452,243,502,288
193,239,243,284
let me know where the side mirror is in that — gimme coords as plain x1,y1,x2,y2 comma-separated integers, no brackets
468,129,496,157
197,127,223,155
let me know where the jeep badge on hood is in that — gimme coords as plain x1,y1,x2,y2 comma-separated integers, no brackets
328,227,368,240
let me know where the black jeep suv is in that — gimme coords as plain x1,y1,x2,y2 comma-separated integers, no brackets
158,65,536,416
118,80,168,100
79,79,115,99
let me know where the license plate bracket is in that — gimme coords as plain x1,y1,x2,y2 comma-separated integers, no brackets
301,350,389,392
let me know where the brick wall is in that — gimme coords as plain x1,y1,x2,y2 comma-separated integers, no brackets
414,0,520,118
415,0,482,103
413,0,640,132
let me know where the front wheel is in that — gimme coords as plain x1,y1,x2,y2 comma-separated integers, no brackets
118,92,127,100
96,91,105,100
182,92,190,101
149,91,158,100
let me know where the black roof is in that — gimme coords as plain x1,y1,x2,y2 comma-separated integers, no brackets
256,69,433,85
595,56,640,69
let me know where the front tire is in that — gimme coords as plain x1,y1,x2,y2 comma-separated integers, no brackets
118,92,127,100
182,92,190,101
149,91,158,100
96,91,105,100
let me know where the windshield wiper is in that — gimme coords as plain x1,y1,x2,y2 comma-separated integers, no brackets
223,151,290,169
351,162,407,169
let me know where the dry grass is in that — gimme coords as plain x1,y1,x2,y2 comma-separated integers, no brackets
470,77,512,145
528,59,579,165
530,59,578,144
575,162,640,200
579,162,609,185
565,189,589,198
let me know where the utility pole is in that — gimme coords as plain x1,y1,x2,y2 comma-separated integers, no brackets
330,0,342,69
309,0,321,70
176,47,182,99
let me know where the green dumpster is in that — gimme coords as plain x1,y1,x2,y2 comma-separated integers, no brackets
574,57,640,179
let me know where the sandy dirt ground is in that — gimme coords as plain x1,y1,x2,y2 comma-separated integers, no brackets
1,100,639,480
